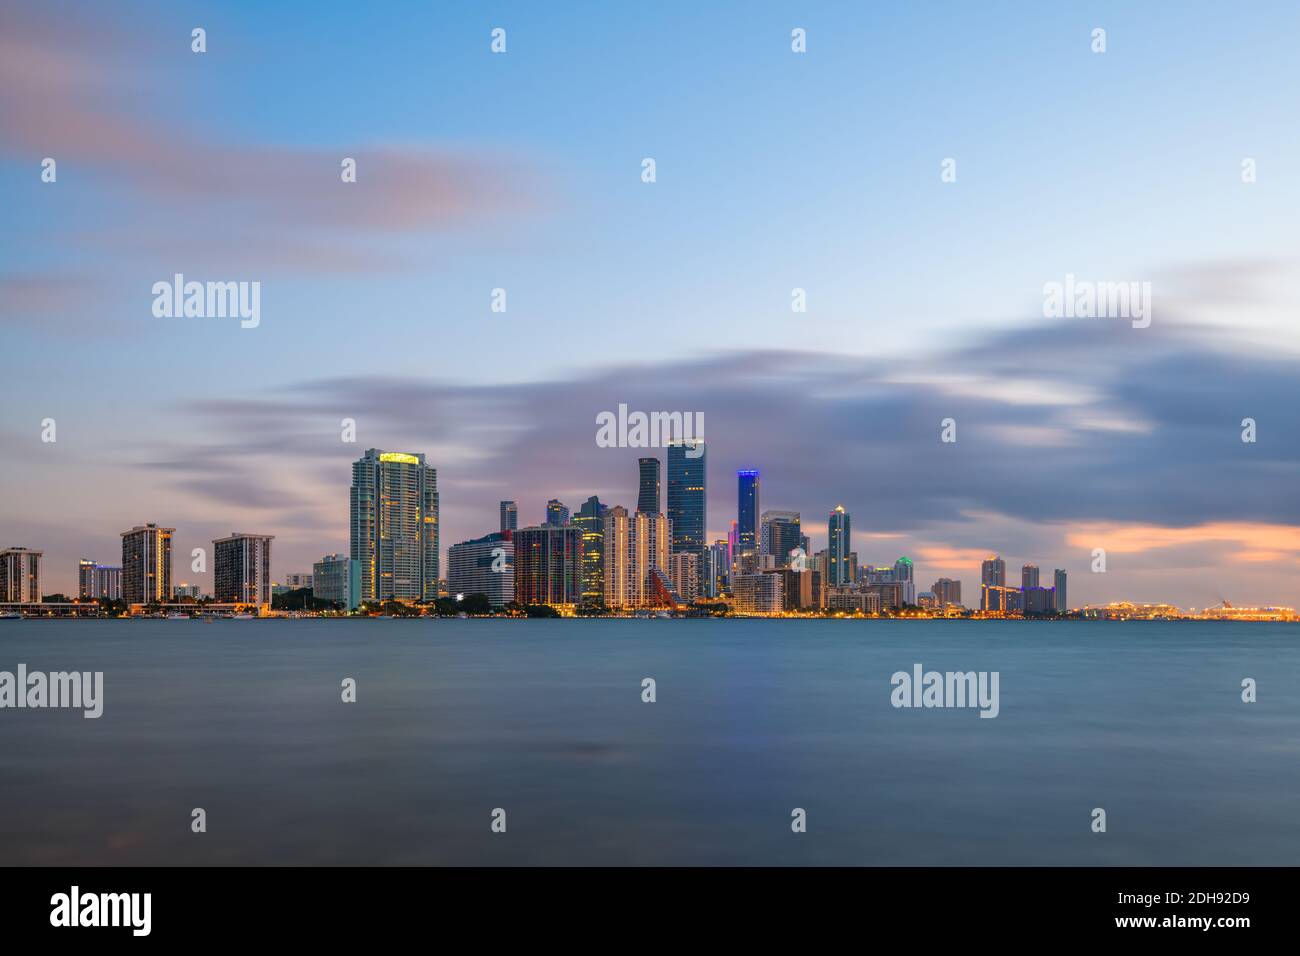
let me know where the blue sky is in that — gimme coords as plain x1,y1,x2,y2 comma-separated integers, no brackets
2,1,1299,604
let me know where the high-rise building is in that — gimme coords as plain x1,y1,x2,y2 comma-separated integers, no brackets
513,525,582,607
573,496,606,604
893,556,916,604
637,458,661,514
706,539,730,598
666,440,706,555
1054,569,1068,612
602,506,631,608
94,565,122,600
828,505,851,586
1021,564,1039,590
446,533,514,607
314,554,362,610
932,578,962,608
499,501,518,533
668,551,699,603
1022,586,1055,614
732,572,783,614
78,559,96,599
779,567,823,611
760,510,802,567
631,511,671,606
212,533,274,606
0,548,42,603
283,572,313,589
350,449,439,603
546,499,570,526
980,554,1006,610
737,470,760,557
120,524,174,604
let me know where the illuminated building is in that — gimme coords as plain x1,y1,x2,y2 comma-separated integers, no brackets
737,470,760,558
446,534,513,608
120,524,174,604
500,500,518,533
573,496,606,603
546,499,570,526
0,547,42,603
669,551,699,603
1054,569,1068,612
213,533,274,607
760,510,802,567
350,449,439,603
932,578,962,608
1021,564,1039,589
894,556,915,604
828,505,851,586
667,440,706,556
980,555,1006,610
513,525,582,607
78,559,122,600
733,572,783,614
602,506,631,608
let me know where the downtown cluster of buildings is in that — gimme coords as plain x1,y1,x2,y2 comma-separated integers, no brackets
4,444,1297,621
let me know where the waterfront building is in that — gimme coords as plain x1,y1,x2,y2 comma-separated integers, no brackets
1054,569,1068,612
0,547,42,603
120,524,174,604
513,525,582,607
446,534,514,608
669,551,700,603
1021,564,1039,590
313,553,362,610
212,533,274,607
733,571,783,614
980,555,1007,610
350,449,439,603
932,578,962,608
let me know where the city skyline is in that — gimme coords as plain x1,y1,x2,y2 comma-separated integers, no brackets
3,3,1299,609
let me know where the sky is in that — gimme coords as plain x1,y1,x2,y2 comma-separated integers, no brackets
2,0,1298,607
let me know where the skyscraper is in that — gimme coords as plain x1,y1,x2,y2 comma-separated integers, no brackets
894,556,916,604
0,547,42,603
212,532,274,607
513,525,582,606
77,559,96,599
981,554,1007,611
933,578,962,608
499,501,518,533
546,499,570,526
573,495,607,604
120,524,174,604
1021,564,1040,590
637,457,661,514
602,506,631,608
350,449,439,603
666,440,706,555
1054,569,1068,612
828,505,851,586
760,510,802,567
737,470,760,556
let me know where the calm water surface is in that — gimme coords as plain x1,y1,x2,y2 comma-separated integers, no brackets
1,618,1296,865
